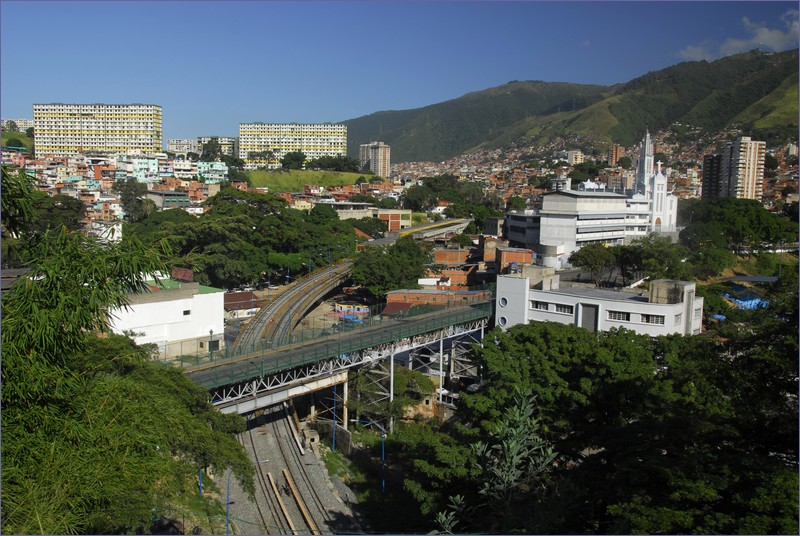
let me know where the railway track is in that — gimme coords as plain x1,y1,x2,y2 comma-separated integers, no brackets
244,404,332,535
233,261,351,354
271,403,332,532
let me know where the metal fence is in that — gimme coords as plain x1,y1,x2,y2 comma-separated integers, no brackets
184,300,493,389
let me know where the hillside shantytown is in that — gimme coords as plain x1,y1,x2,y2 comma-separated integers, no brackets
2,54,798,536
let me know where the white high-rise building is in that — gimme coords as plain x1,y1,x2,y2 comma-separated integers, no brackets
238,123,347,170
33,103,163,158
721,136,766,200
359,141,391,178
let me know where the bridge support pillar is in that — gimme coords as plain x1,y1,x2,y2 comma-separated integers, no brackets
438,333,444,403
389,348,395,434
342,378,349,430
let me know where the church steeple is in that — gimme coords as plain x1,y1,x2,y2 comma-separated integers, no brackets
635,130,654,197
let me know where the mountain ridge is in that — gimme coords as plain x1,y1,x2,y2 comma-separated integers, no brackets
342,49,798,163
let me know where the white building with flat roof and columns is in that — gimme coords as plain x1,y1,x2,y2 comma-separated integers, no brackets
495,271,703,336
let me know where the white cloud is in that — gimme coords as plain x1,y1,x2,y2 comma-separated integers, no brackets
678,44,714,61
678,9,799,61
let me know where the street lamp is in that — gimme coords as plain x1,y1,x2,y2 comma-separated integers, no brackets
208,329,213,360
351,418,386,495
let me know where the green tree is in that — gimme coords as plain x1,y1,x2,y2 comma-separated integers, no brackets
617,155,632,169
1,166,35,237
220,153,246,169
25,192,86,234
505,195,527,212
186,151,200,162
1,183,255,533
25,126,34,138
378,197,398,209
461,319,798,534
351,235,432,300
113,177,154,222
764,152,779,171
348,193,379,205
404,184,436,211
449,233,475,248
5,136,24,149
6,119,19,132
281,151,306,170
437,388,557,534
305,154,359,172
307,203,338,226
612,243,643,286
200,137,222,161
568,243,615,287
348,216,387,238
635,233,692,280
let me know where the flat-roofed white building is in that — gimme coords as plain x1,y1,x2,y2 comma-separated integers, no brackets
33,103,162,158
495,270,703,336
109,277,225,359
167,138,199,156
239,122,346,170
538,190,628,267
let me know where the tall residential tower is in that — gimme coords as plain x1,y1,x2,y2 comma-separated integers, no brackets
702,137,766,200
359,141,391,178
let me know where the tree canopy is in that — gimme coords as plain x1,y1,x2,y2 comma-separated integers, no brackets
456,306,798,534
281,151,306,170
1,167,255,533
350,235,432,300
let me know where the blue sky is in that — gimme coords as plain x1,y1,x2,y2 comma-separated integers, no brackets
2,1,797,140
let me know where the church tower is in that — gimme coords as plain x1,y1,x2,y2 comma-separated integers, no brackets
635,130,654,197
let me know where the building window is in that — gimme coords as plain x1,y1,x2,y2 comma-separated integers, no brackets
209,340,220,351
694,308,701,319
555,304,573,315
608,310,630,321
499,297,508,307
641,314,665,325
498,316,508,326
183,310,191,316
674,313,682,324
531,300,548,310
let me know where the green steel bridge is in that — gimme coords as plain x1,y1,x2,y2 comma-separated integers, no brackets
183,298,493,414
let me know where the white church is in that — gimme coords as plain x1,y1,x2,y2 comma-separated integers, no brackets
505,131,680,269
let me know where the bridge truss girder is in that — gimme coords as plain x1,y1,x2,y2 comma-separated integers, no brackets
210,317,488,415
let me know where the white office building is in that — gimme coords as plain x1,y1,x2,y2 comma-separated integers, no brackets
495,269,703,336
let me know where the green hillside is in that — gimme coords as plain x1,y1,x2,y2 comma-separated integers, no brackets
248,169,364,192
2,132,34,152
342,49,798,162
343,81,610,162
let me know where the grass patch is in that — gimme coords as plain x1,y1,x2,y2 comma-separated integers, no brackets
2,132,33,151
248,169,364,192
